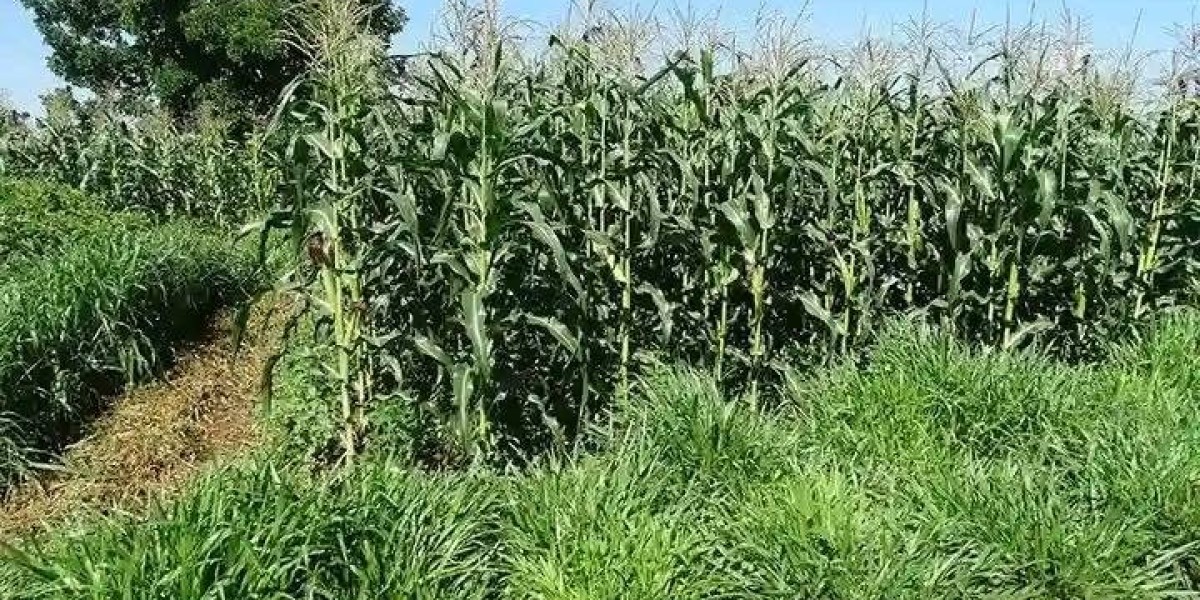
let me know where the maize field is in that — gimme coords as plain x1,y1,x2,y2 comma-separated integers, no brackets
257,0,1200,462
1,95,276,225
4,1,1200,597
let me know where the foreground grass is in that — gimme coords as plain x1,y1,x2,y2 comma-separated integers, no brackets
4,316,1200,598
0,304,278,538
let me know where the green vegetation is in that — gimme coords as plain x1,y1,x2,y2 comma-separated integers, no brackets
5,315,1200,598
251,0,1200,466
0,98,277,224
0,178,150,269
3,2,1200,597
0,178,258,488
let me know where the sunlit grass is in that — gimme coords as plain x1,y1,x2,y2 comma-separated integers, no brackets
6,314,1200,598
0,178,259,490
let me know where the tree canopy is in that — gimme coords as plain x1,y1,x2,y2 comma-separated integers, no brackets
21,0,406,118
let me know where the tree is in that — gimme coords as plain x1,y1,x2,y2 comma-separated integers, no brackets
21,0,406,118
0,91,28,131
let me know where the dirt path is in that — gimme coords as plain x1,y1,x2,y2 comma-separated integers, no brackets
0,304,281,538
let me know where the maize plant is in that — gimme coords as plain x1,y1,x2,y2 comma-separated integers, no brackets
0,94,274,224
255,0,390,464
3,3,1198,467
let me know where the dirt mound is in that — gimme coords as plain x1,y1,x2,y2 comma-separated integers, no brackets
0,303,283,538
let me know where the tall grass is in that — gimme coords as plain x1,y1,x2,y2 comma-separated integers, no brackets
0,179,259,489
0,178,150,270
3,463,500,599
6,313,1200,598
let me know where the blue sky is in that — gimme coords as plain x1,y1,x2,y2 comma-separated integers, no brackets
3,0,1200,112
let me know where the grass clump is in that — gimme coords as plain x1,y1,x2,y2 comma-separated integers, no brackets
713,468,923,598
501,454,717,599
3,462,499,599
615,365,800,497
0,178,150,271
4,315,1200,598
0,180,258,489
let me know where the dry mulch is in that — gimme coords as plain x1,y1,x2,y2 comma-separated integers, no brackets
0,302,283,538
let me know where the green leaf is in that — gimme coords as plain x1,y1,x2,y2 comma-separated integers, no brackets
1003,319,1054,350
964,155,995,199
452,364,476,420
385,181,420,233
1097,186,1133,253
801,159,838,204
430,252,472,282
517,204,585,302
432,131,452,161
305,132,341,161
636,283,674,344
583,229,615,253
939,180,964,254
642,172,664,247
751,173,775,230
1036,169,1057,227
799,291,846,337
525,314,580,357
413,335,453,370
718,199,755,249
460,289,492,378
949,252,972,304
607,181,631,212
